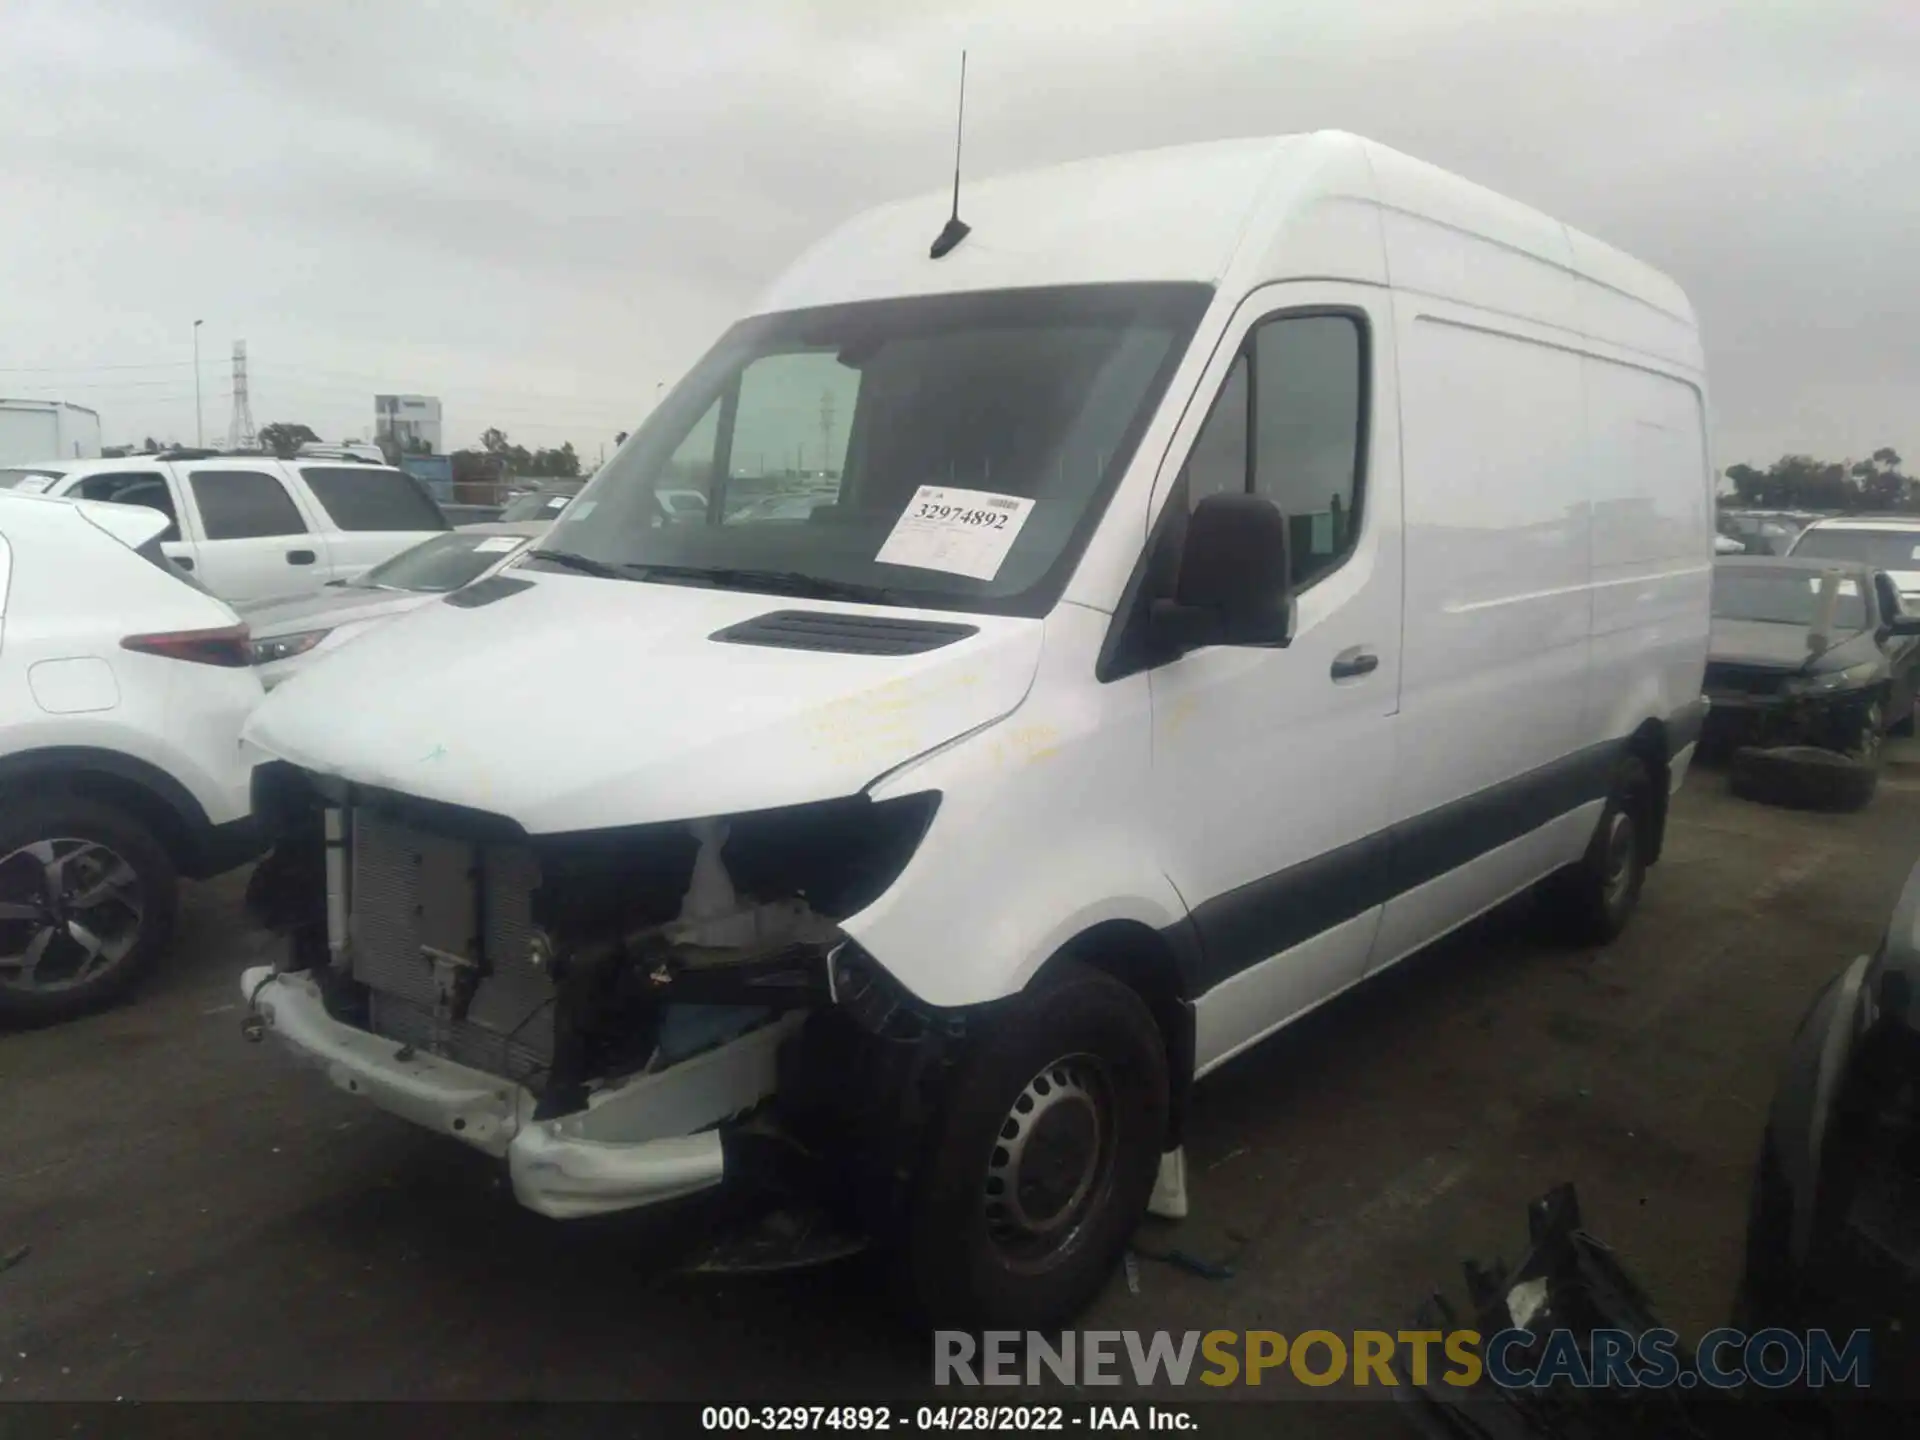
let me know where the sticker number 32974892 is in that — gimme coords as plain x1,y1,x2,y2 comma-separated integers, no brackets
873,484,1036,582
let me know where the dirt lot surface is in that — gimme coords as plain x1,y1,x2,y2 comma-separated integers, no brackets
5,747,1919,1422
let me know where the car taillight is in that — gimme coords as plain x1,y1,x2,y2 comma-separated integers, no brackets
121,623,253,668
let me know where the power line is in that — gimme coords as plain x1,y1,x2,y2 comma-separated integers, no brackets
0,360,197,373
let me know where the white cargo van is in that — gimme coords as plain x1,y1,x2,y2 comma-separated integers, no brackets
237,132,1712,1327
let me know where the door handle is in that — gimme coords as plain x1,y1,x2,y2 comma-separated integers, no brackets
173,556,194,571
287,549,316,565
1330,647,1379,680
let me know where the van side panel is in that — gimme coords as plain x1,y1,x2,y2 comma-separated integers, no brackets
1391,311,1593,813
1581,354,1713,752
1370,307,1595,965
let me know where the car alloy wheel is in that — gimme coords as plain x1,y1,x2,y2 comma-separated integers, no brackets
0,838,147,994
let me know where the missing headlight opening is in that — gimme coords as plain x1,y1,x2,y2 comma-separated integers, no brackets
245,763,947,1144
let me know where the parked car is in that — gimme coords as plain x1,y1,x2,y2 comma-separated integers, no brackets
240,521,552,690
0,492,263,1022
656,486,709,520
1789,517,1920,604
1717,510,1809,557
1738,846,1920,1414
1704,556,1920,757
4,454,449,602
1714,532,1745,554
498,481,585,522
0,462,75,495
236,131,1713,1328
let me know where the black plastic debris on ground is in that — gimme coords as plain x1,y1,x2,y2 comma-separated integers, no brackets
1392,1183,1795,1440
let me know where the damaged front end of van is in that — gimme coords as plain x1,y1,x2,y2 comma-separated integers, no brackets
240,762,961,1228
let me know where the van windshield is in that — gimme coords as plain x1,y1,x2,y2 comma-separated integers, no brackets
534,283,1211,616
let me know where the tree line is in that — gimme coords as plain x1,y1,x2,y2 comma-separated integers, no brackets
250,421,584,481
1724,447,1911,513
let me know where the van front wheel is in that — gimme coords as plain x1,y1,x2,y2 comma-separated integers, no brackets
1545,755,1652,946
902,960,1167,1331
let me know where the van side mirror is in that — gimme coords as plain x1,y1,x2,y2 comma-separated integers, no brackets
1148,492,1295,657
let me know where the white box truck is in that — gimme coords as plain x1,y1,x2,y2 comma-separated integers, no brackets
236,130,1714,1329
0,399,102,465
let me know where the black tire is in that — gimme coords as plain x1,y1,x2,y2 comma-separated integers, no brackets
901,960,1168,1331
1545,755,1652,946
1729,744,1879,813
0,795,178,1025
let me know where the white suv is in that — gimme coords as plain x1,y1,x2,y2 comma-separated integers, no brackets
0,492,264,1022
0,454,449,603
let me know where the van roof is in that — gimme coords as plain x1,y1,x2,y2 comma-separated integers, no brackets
757,130,1698,369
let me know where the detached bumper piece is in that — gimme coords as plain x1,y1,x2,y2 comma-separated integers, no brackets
240,965,795,1218
1394,1185,1781,1440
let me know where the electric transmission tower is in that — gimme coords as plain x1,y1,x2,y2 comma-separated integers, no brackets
227,340,257,451
819,390,836,476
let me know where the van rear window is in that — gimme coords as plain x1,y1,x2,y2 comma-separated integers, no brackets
301,466,449,533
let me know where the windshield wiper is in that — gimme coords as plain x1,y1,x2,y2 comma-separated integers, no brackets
624,564,901,604
525,547,634,581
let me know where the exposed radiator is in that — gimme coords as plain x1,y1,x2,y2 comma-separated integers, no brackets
347,809,555,1082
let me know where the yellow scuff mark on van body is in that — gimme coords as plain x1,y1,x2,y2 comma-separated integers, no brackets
805,669,999,768
1001,723,1062,765
1163,693,1202,738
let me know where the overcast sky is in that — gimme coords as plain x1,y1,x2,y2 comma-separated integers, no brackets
3,0,1914,471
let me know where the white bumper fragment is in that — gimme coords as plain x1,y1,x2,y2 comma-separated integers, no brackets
240,966,795,1218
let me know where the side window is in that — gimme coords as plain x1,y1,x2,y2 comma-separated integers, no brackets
189,469,308,540
1171,312,1366,593
300,467,447,532
74,471,181,542
1253,315,1364,589
655,400,720,522
719,350,861,524
1180,355,1249,511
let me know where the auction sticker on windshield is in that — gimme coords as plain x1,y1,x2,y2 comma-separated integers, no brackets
473,536,523,552
875,485,1035,581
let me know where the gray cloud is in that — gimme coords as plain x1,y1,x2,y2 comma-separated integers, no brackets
2,0,1913,470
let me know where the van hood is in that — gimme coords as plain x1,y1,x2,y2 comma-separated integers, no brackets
238,584,435,638
242,573,1044,833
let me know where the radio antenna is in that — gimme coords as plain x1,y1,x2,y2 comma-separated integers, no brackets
930,50,972,259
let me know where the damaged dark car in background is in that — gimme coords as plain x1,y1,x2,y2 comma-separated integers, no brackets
1702,558,1920,810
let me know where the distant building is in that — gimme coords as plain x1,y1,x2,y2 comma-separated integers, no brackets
374,394,442,454
0,398,101,464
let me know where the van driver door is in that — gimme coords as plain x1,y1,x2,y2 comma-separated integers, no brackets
1146,283,1403,1073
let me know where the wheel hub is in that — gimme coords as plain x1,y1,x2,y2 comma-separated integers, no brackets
0,839,145,994
1602,811,1636,910
984,1058,1110,1250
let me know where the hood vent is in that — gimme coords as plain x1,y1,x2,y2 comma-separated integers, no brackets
710,609,978,656
444,574,534,609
